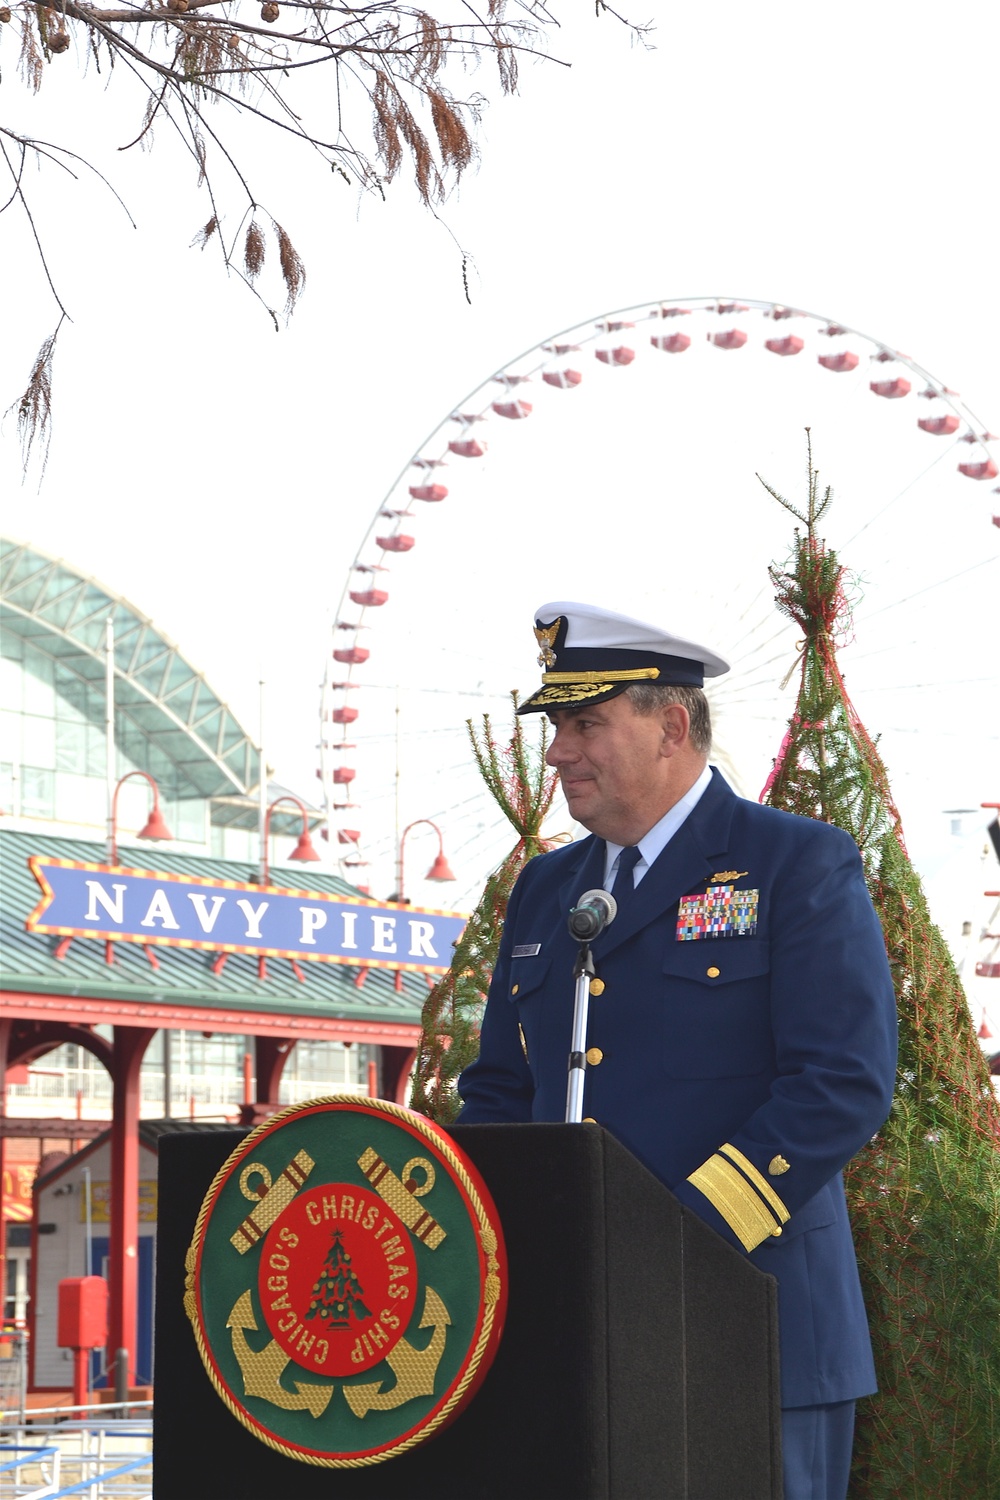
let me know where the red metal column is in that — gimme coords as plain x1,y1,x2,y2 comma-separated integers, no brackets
108,1026,154,1391
254,1037,292,1103
381,1045,418,1105
237,1036,293,1126
0,1018,10,1310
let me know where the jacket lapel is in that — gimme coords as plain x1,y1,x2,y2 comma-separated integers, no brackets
594,769,739,958
557,834,606,922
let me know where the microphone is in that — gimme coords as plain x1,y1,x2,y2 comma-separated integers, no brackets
568,889,617,941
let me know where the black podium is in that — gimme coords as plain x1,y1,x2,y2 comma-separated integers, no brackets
154,1123,782,1499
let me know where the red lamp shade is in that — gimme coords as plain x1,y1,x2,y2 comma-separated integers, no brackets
425,852,456,882
288,828,321,862
138,805,173,842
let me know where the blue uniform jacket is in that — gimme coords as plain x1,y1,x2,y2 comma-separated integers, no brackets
457,768,898,1407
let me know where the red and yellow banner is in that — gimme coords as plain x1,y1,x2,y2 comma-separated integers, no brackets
2,1165,36,1223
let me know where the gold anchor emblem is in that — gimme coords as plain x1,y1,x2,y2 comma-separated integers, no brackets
215,1143,454,1422
343,1287,451,1417
227,1290,334,1417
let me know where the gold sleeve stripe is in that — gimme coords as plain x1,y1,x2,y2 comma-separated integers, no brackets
687,1155,784,1252
719,1144,790,1225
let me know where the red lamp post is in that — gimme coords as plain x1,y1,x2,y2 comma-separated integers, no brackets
394,819,456,904
106,770,173,864
259,795,321,886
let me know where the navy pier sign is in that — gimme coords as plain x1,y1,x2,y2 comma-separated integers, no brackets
27,857,467,974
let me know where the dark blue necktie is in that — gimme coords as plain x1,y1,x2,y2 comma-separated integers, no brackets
612,845,643,915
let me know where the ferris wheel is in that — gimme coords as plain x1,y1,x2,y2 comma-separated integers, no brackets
318,296,999,909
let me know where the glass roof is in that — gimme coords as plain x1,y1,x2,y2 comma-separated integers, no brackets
1,537,260,799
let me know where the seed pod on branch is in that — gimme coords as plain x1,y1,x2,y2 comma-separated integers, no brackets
167,0,189,12
226,32,240,50
50,29,71,51
244,220,266,279
260,3,279,20
191,215,219,250
0,7,13,22
274,221,305,316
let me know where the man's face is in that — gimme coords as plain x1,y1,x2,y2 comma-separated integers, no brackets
545,694,678,845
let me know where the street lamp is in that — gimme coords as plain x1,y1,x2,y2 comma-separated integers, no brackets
393,819,455,904
106,770,173,864
259,795,321,886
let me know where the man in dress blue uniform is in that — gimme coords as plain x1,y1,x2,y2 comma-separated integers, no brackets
457,601,898,1500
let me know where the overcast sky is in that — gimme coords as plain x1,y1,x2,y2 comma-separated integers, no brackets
3,3,998,1008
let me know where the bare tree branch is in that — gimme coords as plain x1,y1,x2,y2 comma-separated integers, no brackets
1,2,643,473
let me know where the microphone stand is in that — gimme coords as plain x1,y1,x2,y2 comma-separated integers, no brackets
565,939,596,1124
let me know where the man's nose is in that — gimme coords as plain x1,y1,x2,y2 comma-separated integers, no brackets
545,726,575,767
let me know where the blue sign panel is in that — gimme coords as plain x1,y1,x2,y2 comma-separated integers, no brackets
27,857,467,974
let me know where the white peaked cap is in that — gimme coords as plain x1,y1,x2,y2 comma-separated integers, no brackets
517,600,730,715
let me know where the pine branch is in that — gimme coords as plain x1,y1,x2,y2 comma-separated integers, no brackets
408,693,557,1123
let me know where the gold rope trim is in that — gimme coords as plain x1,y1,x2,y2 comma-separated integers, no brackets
719,1143,790,1225
687,1154,783,1252
184,1094,503,1468
541,667,661,684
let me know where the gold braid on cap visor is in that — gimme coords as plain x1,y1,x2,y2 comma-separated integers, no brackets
541,667,662,684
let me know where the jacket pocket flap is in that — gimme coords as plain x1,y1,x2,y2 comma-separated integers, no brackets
505,954,552,1002
662,939,770,985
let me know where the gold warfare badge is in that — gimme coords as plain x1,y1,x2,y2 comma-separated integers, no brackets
184,1096,507,1466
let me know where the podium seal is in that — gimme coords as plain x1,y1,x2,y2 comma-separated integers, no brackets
184,1097,507,1466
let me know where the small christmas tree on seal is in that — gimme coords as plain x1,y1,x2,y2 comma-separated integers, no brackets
306,1229,372,1329
409,694,558,1125
760,436,1000,1499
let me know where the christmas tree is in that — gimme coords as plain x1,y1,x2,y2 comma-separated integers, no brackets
306,1229,372,1328
760,438,1000,1498
409,695,557,1124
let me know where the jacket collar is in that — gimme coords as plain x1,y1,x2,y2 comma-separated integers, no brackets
560,768,739,958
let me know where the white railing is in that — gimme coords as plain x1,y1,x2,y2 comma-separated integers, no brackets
0,1411,152,1500
279,1078,368,1104
7,1069,366,1114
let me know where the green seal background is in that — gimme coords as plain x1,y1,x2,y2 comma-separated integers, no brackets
191,1099,499,1463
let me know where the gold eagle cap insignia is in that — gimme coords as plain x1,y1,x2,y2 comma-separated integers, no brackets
534,619,561,670
711,869,749,884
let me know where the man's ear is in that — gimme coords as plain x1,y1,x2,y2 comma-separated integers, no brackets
660,702,690,755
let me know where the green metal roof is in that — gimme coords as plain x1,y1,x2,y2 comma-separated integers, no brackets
1,830,428,1024
1,537,259,799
